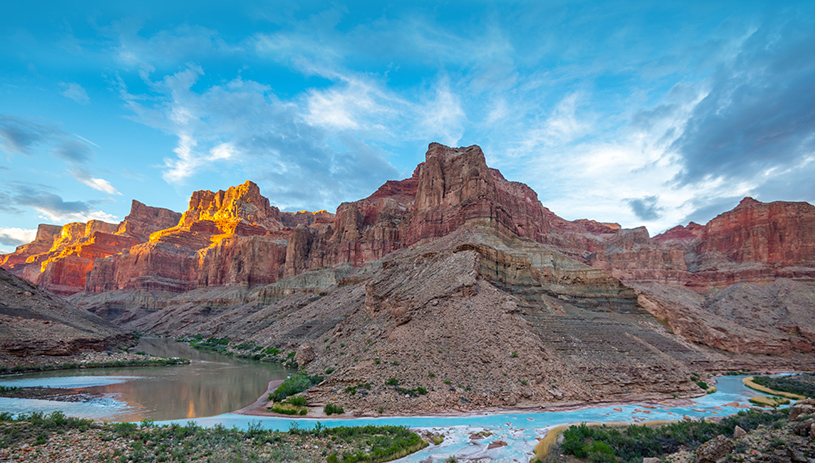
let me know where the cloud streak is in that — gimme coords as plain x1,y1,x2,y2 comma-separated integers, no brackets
0,115,120,197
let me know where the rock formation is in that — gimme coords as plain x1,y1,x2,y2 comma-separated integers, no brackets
0,201,181,295
4,142,815,413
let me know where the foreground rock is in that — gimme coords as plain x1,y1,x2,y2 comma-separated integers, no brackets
696,435,734,463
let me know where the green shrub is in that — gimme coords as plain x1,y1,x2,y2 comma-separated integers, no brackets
286,395,307,407
271,374,324,401
324,403,345,415
560,410,787,463
269,404,301,415
385,377,399,386
752,374,815,398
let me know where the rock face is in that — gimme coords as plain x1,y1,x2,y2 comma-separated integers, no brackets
117,200,183,241
0,267,129,362
5,142,815,397
0,201,181,295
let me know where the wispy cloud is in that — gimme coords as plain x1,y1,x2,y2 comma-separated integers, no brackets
671,15,815,187
4,185,118,223
59,82,90,104
627,196,663,221
118,65,400,210
71,168,121,195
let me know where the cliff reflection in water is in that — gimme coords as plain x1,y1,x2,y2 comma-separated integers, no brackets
6,337,291,422
105,337,291,421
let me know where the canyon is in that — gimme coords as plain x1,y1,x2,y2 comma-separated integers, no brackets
2,142,814,412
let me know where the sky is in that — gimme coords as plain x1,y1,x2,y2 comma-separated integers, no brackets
1,1,814,253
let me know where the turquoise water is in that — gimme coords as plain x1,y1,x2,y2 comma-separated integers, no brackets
158,375,763,462
0,339,775,462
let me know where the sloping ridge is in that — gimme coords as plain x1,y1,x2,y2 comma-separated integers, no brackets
0,267,130,360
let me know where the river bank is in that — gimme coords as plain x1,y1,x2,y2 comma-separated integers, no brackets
0,411,431,463
0,349,188,375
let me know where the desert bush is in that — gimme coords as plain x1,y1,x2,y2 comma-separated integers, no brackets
271,374,324,401
324,403,345,415
560,409,786,463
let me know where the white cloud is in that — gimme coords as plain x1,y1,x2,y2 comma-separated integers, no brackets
35,209,119,224
0,227,36,250
71,169,121,195
416,82,466,147
119,65,400,210
59,82,90,105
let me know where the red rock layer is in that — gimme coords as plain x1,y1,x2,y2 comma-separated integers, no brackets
580,197,815,290
5,143,815,298
0,201,181,295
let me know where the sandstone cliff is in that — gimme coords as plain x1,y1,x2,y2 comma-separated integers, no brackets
0,201,180,295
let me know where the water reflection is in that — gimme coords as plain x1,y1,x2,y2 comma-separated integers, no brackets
0,337,290,421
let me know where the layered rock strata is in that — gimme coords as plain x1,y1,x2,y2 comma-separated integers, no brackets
4,142,815,370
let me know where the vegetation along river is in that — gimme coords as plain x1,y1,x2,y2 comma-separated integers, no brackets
0,337,785,461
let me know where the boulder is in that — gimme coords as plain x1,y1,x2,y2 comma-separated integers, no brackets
296,343,315,366
790,399,815,421
792,418,814,437
696,435,734,463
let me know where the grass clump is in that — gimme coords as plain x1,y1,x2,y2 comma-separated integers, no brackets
269,402,307,415
748,396,790,407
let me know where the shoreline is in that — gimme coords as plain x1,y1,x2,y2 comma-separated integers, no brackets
227,370,806,421
0,350,189,376
232,384,713,421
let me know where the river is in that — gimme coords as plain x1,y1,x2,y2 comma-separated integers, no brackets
0,338,773,462
0,337,290,421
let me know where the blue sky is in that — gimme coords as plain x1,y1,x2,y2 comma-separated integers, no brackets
2,1,814,252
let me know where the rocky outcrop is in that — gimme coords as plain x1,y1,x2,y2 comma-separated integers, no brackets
405,144,521,244
0,201,181,295
0,224,61,268
696,435,734,463
116,200,182,241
